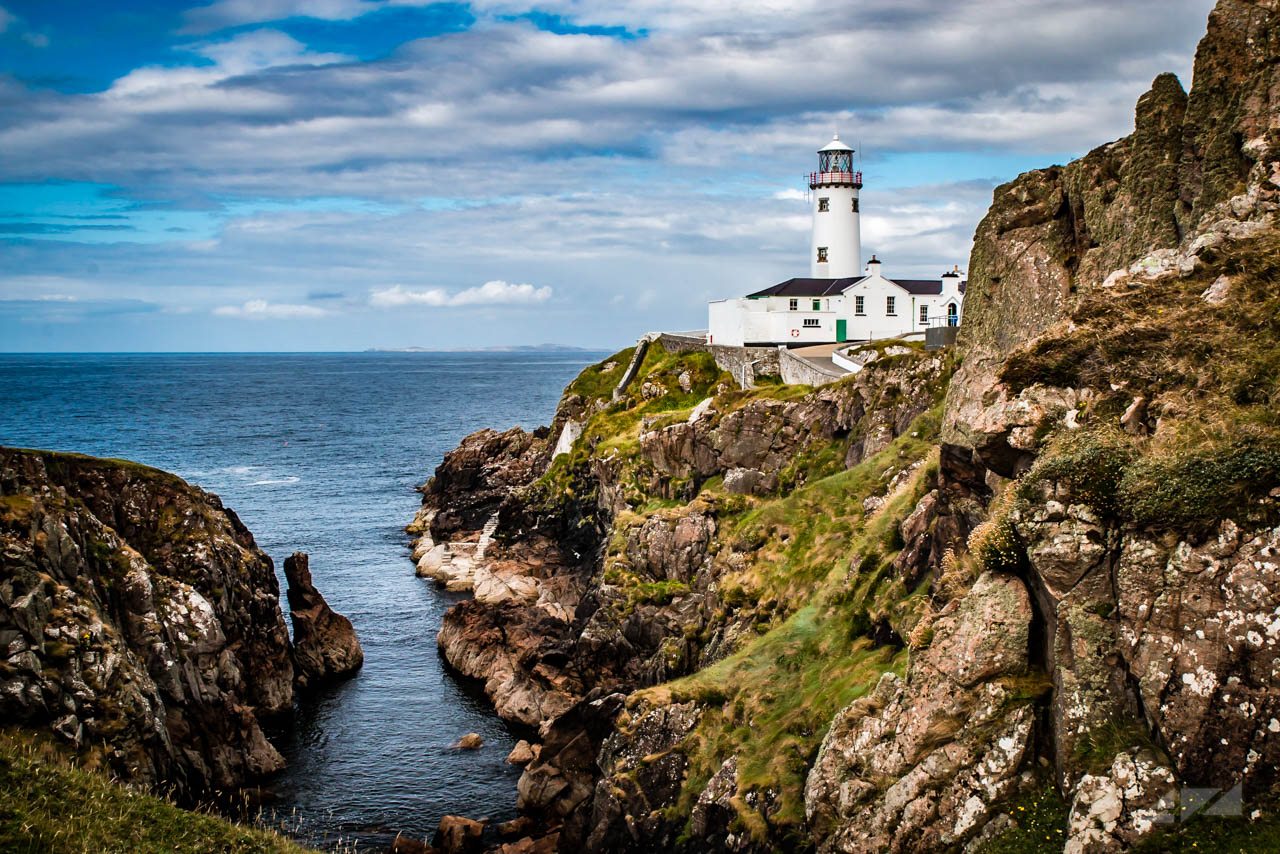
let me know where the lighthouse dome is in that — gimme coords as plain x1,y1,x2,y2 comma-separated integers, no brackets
818,133,854,153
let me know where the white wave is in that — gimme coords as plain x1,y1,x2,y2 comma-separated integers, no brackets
250,476,300,486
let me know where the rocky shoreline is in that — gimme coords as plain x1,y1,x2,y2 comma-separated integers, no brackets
409,2,1280,850
0,447,362,804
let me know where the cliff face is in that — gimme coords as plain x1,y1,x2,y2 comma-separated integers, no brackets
0,449,295,801
416,2,1280,851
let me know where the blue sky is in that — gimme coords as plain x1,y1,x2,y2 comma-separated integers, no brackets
0,0,1217,351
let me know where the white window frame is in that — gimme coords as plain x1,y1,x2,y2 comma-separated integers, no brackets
919,304,929,324
886,295,896,316
854,295,865,316
788,298,798,311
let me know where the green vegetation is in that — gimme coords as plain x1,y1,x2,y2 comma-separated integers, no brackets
1134,810,1280,853
975,783,1069,853
626,405,945,843
0,730,316,854
531,341,958,844
565,347,634,404
1003,233,1280,532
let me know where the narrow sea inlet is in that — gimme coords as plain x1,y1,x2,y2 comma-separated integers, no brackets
0,351,604,850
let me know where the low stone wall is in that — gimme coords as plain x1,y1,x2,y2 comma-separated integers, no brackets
778,347,847,387
655,333,780,388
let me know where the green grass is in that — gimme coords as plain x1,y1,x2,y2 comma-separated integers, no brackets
0,731,317,854
621,406,946,843
564,346,634,403
975,783,1069,853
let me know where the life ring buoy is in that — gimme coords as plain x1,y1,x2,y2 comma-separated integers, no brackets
790,329,800,337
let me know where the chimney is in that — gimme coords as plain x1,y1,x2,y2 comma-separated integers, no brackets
866,255,882,277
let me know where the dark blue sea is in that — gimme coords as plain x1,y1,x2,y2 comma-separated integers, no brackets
0,351,607,850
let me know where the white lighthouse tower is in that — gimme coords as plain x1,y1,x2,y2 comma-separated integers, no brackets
809,134,862,278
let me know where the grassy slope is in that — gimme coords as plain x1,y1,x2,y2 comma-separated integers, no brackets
551,341,953,846
0,731,315,854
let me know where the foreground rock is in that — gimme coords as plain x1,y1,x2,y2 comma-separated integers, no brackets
284,551,363,688
0,448,293,800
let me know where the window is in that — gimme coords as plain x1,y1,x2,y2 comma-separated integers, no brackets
817,197,829,212
852,197,860,213
812,299,822,311
854,295,865,315
886,296,896,315
919,305,929,324
948,303,959,326
789,298,798,311
802,318,820,328
817,247,829,263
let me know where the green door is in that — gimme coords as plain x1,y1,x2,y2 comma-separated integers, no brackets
836,319,847,342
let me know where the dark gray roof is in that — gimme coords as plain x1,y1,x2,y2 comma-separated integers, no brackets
747,275,968,298
746,277,864,298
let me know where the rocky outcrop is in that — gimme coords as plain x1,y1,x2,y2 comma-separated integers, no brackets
641,350,947,495
0,448,293,801
284,551,363,689
805,573,1038,853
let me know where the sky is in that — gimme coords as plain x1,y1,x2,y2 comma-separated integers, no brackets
0,0,1218,352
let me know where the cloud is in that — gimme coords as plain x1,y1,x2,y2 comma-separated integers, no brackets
369,280,553,308
181,0,375,34
213,299,329,318
0,7,13,33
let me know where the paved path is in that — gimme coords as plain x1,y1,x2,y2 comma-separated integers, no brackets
789,342,853,376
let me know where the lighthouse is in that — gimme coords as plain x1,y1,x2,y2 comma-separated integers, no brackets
809,134,862,278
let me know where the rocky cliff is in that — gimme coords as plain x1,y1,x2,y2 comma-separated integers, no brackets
0,448,351,803
414,2,1280,851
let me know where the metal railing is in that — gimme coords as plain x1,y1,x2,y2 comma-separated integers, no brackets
808,170,863,188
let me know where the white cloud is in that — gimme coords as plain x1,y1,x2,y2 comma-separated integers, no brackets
369,280,553,308
0,7,14,33
213,299,329,318
22,31,48,48
182,0,373,34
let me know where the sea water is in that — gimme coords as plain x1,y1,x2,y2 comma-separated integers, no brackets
0,351,606,849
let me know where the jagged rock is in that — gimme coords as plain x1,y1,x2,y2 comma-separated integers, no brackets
1065,751,1178,854
284,552,363,689
507,739,536,766
438,599,578,728
689,755,746,851
495,835,559,854
432,815,486,854
0,448,292,801
805,573,1036,852
578,700,703,851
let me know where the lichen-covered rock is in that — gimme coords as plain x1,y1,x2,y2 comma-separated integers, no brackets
804,573,1037,853
1064,751,1178,854
578,700,703,852
0,448,292,801
284,551,363,689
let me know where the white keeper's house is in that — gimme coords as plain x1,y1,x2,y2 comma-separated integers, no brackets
707,135,966,347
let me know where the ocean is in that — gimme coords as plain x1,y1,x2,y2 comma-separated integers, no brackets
0,351,607,850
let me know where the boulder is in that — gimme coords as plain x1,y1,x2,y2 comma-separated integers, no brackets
507,739,536,766
432,816,486,854
452,732,483,750
284,552,364,689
